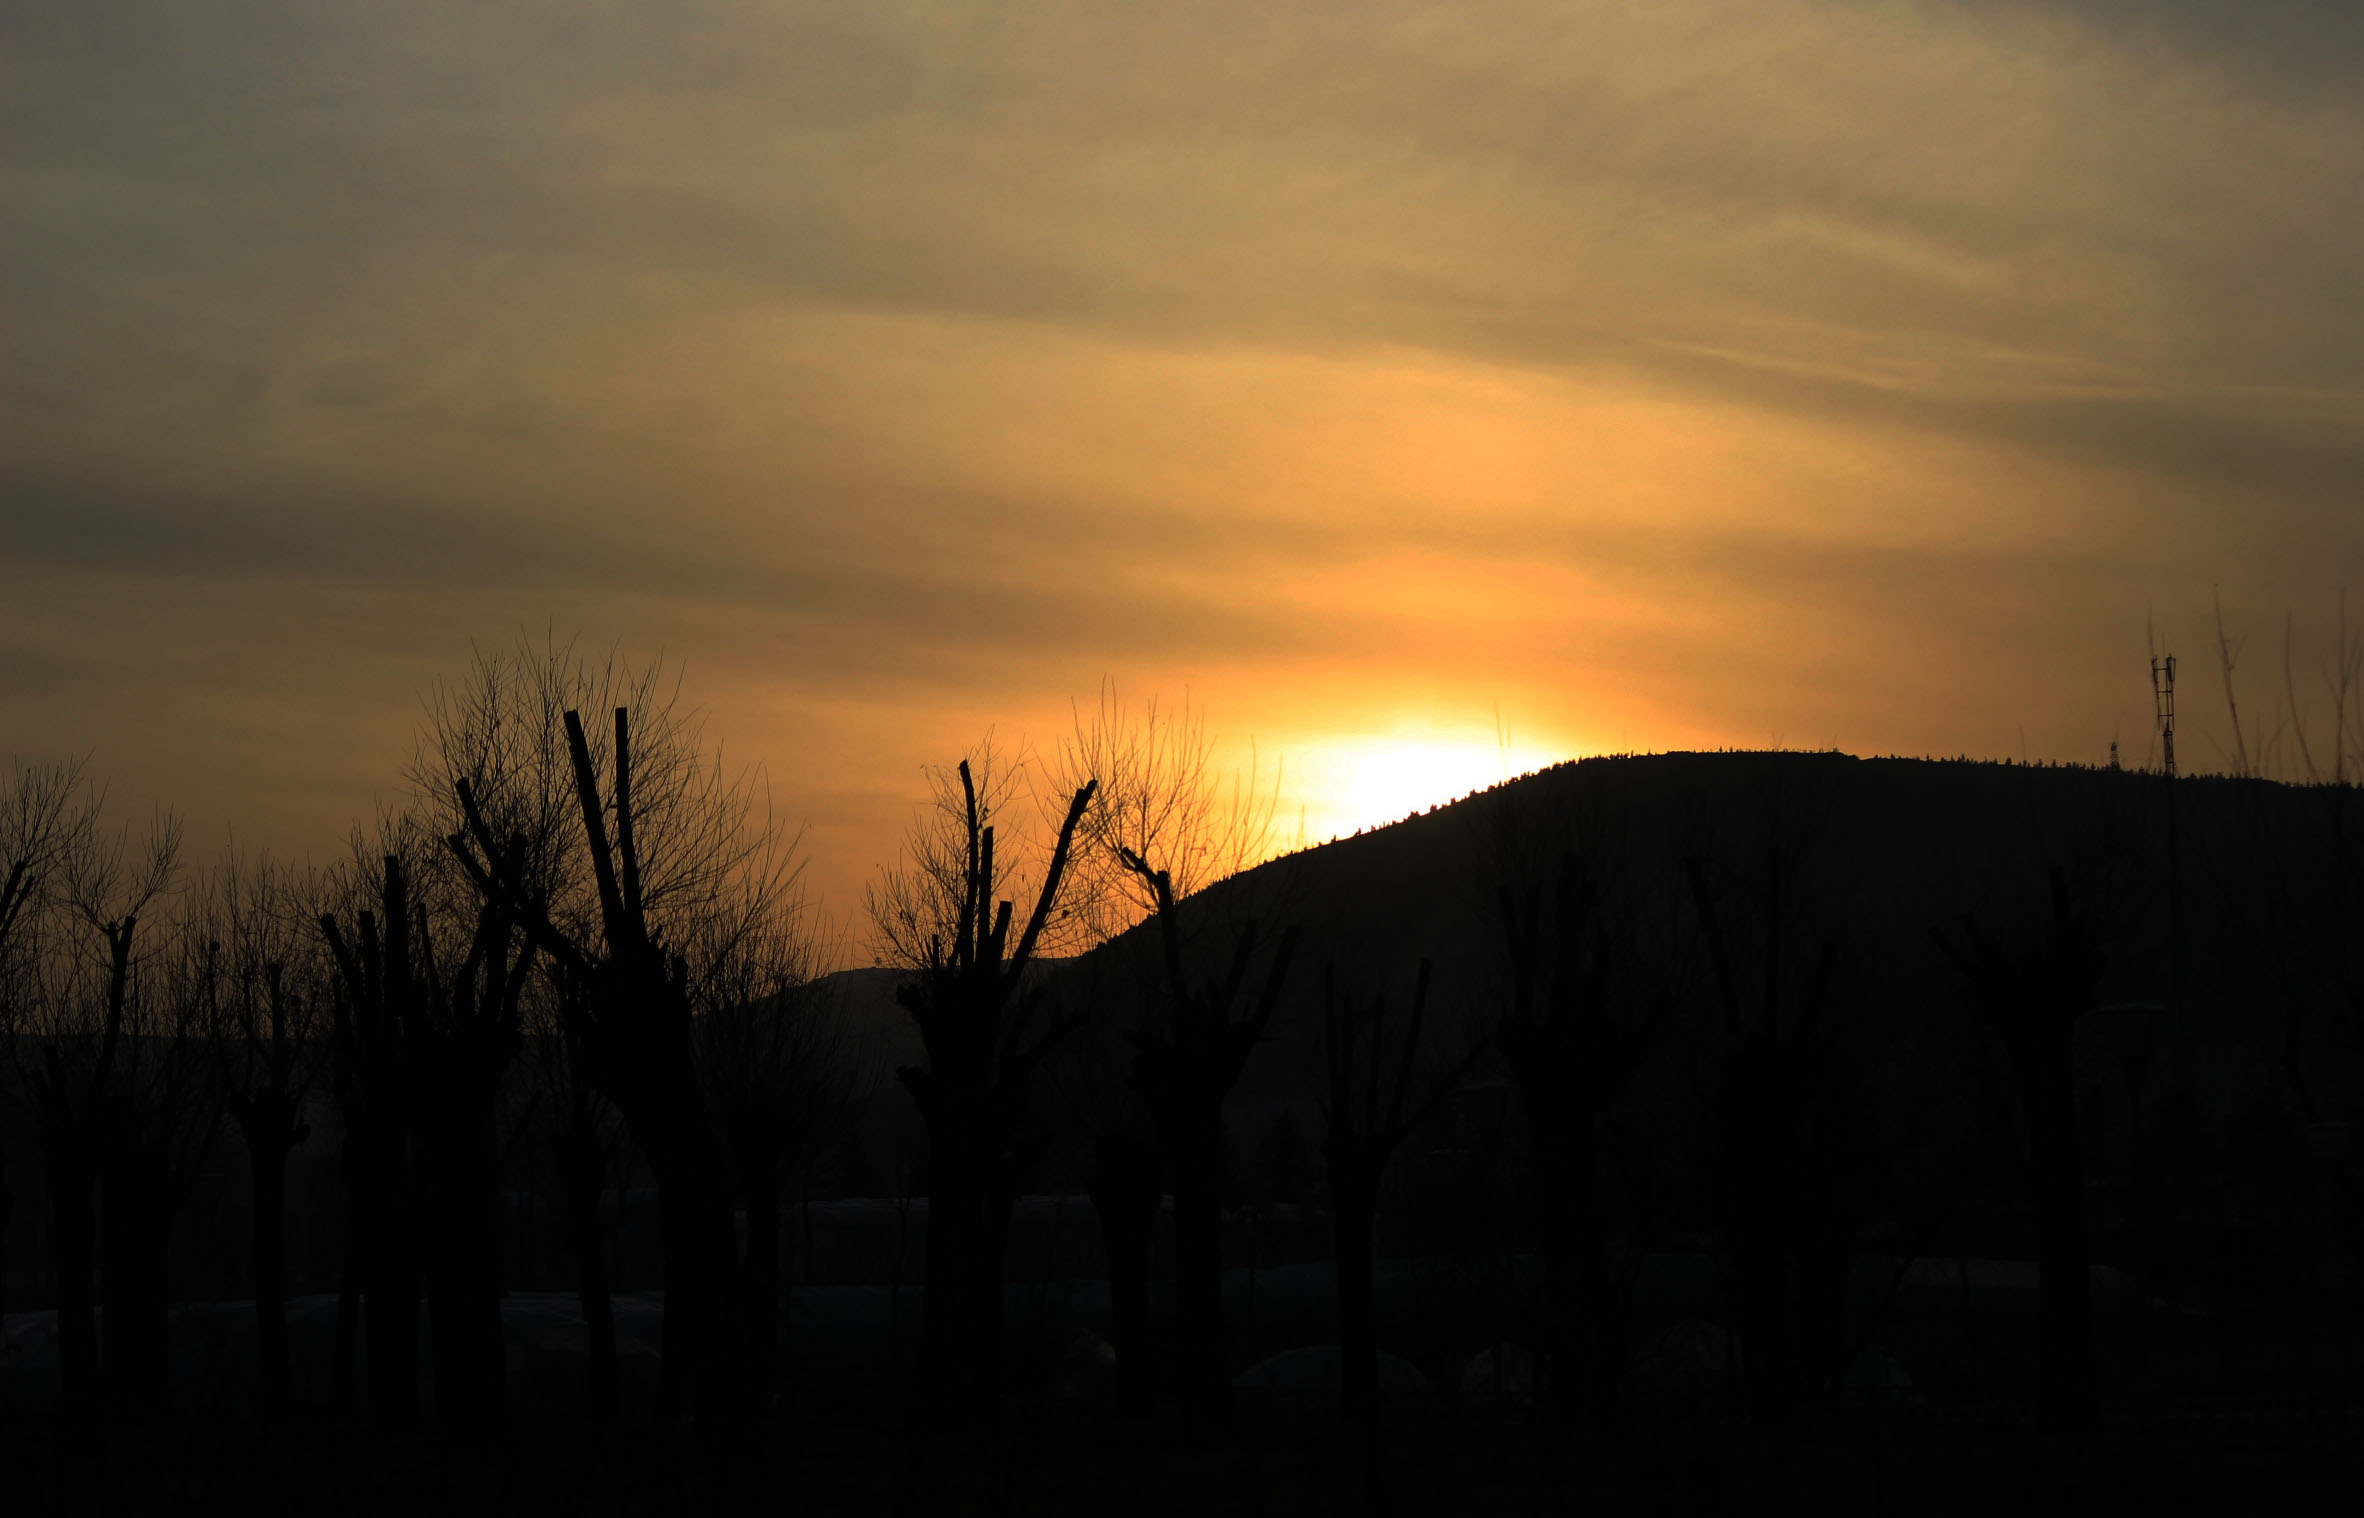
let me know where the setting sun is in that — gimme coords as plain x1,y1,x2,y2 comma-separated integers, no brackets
1341,741,1539,834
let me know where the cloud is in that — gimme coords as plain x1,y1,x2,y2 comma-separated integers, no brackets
4,0,2358,916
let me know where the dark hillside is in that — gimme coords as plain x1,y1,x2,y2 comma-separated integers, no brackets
1013,752,2356,1266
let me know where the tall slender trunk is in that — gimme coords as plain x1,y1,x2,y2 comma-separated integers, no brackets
247,1130,294,1416
969,1180,1018,1407
2019,1031,2098,1430
424,1095,508,1436
651,1163,702,1420
645,1112,745,1427
329,1137,361,1416
47,1146,99,1412
1722,1054,1810,1426
1532,1104,1608,1411
1171,1116,1230,1426
563,1140,619,1423
1088,1138,1161,1417
361,1124,421,1429
1797,1202,1850,1397
916,1114,976,1425
744,1187,782,1413
100,1149,174,1414
1331,1171,1380,1420
0,1176,13,1332
1732,1227,1795,1426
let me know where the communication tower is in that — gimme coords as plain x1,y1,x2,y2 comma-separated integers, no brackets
2150,653,2177,777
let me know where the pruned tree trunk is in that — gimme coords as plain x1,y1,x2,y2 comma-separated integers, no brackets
1087,1134,1163,1417
566,1170,621,1423
1932,863,2108,1433
744,1187,783,1412
0,1176,13,1334
1124,900,1299,1433
248,1133,294,1414
965,1172,1021,1407
329,1139,361,1416
234,1091,305,1416
99,1145,179,1415
914,1116,974,1421
360,1121,422,1430
422,1093,509,1435
2016,1027,2099,1430
1170,1112,1228,1421
1329,1169,1381,1419
445,709,751,1427
1688,847,1850,1427
1319,960,1485,1427
47,1144,100,1411
37,918,135,1417
646,1127,743,1424
887,761,1099,1426
1491,851,1665,1418
1529,1106,1609,1411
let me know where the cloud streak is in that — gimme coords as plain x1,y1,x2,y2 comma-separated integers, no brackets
4,0,2358,915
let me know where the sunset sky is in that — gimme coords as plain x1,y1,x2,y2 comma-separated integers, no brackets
5,1,2361,929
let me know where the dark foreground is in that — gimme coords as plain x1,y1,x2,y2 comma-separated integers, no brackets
3,1397,2356,1516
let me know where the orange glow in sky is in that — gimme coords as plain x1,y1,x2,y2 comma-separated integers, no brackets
3,2,2358,944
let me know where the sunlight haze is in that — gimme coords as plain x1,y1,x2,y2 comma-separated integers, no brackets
5,1,2361,930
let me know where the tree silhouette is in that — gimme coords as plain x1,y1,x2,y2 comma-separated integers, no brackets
7,804,178,1413
199,853,327,1419
527,996,631,1422
318,856,429,1429
98,905,223,1415
412,638,808,1426
1490,848,1668,1413
319,836,537,1434
1684,844,1852,1427
378,864,539,1435
1318,958,1485,1422
872,748,1096,1423
1932,863,2110,1432
1055,682,1295,1428
1039,959,1168,1419
697,936,859,1414
0,758,103,1338
1123,875,1297,1430
446,707,755,1424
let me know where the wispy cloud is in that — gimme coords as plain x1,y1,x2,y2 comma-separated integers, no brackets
4,1,2358,911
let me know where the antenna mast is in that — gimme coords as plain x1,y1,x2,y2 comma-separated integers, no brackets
2151,650,2189,1083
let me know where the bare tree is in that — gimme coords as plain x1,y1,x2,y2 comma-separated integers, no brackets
695,909,860,1414
196,851,329,1418
1053,683,1298,1430
100,890,225,1414
0,758,104,1333
1055,681,1281,940
526,992,632,1423
1038,959,1167,1417
2192,599,2362,1224
1684,843,1852,1427
424,635,803,1425
0,759,96,962
1318,959,1486,1423
447,712,746,1425
869,740,1096,1424
315,811,542,1435
5,800,179,1413
1664,754,1877,1429
317,851,429,1430
1932,864,2111,1432
1490,844,1670,1413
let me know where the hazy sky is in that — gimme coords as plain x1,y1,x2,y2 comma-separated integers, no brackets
5,1,2361,926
